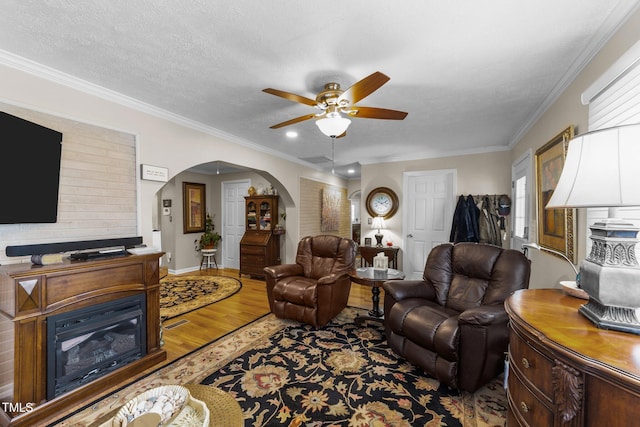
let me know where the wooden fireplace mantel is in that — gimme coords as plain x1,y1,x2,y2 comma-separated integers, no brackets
0,253,167,427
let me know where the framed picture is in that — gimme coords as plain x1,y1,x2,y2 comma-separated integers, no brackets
535,126,576,262
183,182,206,234
321,188,341,232
364,237,372,246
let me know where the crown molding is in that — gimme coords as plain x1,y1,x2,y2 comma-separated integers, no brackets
358,144,511,166
0,49,320,172
508,0,640,147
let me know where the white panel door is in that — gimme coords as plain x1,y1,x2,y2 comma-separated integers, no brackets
222,180,250,269
402,170,456,279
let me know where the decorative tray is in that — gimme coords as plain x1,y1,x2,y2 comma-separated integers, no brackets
560,281,589,299
111,385,210,426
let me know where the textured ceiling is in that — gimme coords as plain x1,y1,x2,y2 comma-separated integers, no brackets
1,1,639,177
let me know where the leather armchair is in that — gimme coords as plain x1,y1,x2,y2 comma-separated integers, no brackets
264,235,357,327
383,242,531,392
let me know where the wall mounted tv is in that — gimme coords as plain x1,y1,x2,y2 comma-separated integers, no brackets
1,111,63,224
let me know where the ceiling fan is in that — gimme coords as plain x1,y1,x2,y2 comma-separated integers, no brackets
263,71,408,137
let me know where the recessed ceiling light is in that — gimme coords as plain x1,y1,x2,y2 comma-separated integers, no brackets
286,131,298,138
348,169,355,174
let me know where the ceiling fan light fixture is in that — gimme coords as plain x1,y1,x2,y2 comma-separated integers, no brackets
315,113,351,138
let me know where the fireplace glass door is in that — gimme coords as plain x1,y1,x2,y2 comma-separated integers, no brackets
46,294,147,399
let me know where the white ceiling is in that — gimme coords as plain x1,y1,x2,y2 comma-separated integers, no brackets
1,1,639,178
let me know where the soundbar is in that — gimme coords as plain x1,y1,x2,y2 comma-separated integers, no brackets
69,245,127,260
6,237,143,257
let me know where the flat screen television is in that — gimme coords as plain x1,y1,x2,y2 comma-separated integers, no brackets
0,111,63,224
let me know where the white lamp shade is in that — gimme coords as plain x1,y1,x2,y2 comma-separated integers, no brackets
546,124,640,208
316,115,351,137
371,216,385,230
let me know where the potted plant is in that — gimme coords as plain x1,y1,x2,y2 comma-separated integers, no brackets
195,213,221,250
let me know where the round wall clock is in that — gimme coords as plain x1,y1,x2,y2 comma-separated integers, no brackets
366,187,399,219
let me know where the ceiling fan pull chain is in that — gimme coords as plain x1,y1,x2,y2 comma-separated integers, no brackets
331,137,336,174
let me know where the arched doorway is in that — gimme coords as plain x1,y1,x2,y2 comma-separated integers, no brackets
154,161,294,274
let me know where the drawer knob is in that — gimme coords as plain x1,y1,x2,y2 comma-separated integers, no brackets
522,357,530,369
520,401,530,413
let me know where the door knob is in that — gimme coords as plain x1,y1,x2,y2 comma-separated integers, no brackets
407,234,413,238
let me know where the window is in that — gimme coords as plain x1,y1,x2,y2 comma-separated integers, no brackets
514,176,527,239
583,41,640,254
511,149,532,251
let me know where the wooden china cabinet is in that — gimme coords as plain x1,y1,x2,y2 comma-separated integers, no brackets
239,195,282,278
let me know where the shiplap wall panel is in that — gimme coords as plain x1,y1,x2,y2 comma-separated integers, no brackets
299,177,350,239
0,103,137,263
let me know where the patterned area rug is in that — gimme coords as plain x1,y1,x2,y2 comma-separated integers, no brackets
201,310,507,426
56,308,506,426
159,275,242,319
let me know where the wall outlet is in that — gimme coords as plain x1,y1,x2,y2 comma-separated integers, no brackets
166,252,172,263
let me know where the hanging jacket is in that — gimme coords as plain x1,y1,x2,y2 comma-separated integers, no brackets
478,195,502,247
466,195,480,242
450,195,480,243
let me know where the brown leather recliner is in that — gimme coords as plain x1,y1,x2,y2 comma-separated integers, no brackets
264,235,357,327
383,242,530,392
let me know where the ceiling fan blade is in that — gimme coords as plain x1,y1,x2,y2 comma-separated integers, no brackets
262,88,318,107
338,71,390,105
269,113,317,129
347,106,408,120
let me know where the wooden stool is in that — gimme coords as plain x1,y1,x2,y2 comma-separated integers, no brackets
200,248,218,270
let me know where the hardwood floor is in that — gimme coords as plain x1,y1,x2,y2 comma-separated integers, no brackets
160,268,377,364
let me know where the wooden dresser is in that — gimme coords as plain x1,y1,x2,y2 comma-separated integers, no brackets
505,289,640,427
239,195,281,278
358,245,400,269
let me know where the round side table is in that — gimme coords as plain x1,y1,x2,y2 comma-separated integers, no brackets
349,267,404,325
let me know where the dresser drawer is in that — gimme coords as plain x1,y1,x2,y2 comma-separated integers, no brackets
241,245,267,256
241,254,266,264
240,263,265,275
508,366,553,427
509,330,554,400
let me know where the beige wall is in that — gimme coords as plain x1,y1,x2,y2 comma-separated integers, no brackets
359,150,512,254
510,8,640,288
0,62,346,266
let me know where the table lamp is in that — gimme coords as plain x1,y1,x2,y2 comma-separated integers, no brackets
546,124,640,334
371,216,385,247
521,242,579,278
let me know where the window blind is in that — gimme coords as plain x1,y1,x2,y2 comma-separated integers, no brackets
583,41,640,254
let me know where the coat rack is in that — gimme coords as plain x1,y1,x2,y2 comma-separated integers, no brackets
450,194,510,246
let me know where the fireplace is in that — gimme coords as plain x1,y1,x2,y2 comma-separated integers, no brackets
0,253,166,426
46,294,147,399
